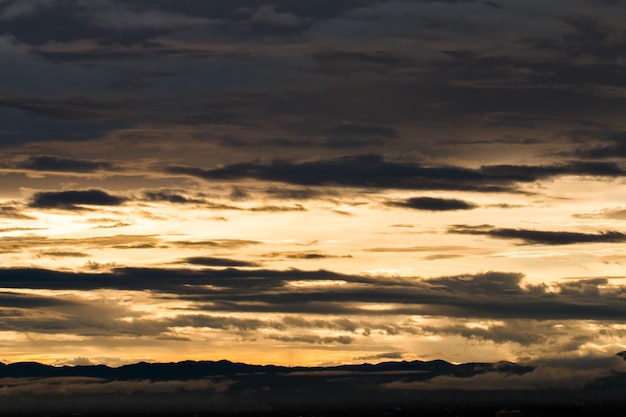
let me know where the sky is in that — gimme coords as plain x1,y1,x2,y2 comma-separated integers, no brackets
1,0,626,368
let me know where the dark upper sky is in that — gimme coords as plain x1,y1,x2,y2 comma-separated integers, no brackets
2,0,626,166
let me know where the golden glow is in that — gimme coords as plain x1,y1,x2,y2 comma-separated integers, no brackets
2,176,626,366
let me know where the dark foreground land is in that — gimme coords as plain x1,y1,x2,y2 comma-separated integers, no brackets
3,406,626,417
1,356,626,416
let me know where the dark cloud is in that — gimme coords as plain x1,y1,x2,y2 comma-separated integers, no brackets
167,155,626,192
181,256,260,267
0,291,81,309
570,130,626,159
477,161,625,181
29,189,127,210
487,112,545,128
312,49,414,76
16,155,113,173
448,224,626,245
0,106,126,147
143,190,204,204
141,190,307,211
286,252,345,260
425,324,546,346
356,352,405,361
319,136,385,148
322,123,398,138
387,196,477,211
0,96,123,122
264,187,327,200
262,251,352,260
524,14,626,62
166,155,496,191
1,267,626,321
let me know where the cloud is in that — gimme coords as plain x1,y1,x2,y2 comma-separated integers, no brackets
39,251,90,258
0,234,159,254
570,130,626,159
311,49,414,76
28,189,127,210
86,7,212,30
0,204,35,220
143,190,205,204
167,155,626,193
448,224,626,245
267,334,353,345
0,0,55,20
264,187,327,200
356,352,405,361
1,267,626,322
0,106,126,147
171,239,261,249
0,377,232,396
166,155,499,192
322,123,398,138
180,256,260,268
249,5,306,29
263,251,353,260
385,356,626,392
0,290,81,309
387,196,477,211
16,155,113,173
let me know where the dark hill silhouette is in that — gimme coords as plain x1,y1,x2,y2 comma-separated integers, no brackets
0,358,536,381
0,354,623,414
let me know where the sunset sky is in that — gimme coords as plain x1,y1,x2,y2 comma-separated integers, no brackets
2,0,626,368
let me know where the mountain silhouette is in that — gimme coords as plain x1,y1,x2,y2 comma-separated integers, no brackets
0,354,624,414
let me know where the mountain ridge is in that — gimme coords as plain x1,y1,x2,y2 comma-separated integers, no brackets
0,353,624,413
2,352,624,380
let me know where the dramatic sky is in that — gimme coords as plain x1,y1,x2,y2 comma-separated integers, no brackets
2,0,626,367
